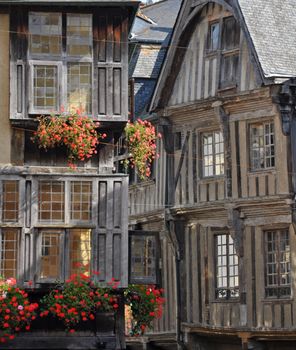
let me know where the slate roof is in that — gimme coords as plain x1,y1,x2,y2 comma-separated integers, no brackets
238,0,296,78
130,0,181,116
132,0,182,43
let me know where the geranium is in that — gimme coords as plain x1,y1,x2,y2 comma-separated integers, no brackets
125,119,161,180
32,109,106,169
125,285,165,336
40,272,118,331
0,277,38,343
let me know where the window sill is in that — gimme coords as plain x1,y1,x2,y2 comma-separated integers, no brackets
248,168,276,176
199,176,225,184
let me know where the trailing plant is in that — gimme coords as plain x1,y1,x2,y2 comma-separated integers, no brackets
40,271,119,332
32,110,106,169
125,119,161,180
125,285,165,336
0,277,39,343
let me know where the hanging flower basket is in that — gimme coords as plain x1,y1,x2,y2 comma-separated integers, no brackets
125,119,161,180
32,110,106,169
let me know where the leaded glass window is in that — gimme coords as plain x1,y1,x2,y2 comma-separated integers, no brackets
265,229,291,298
2,180,19,222
70,181,92,221
0,228,19,279
202,131,224,177
69,229,91,275
215,234,239,299
38,181,65,222
40,231,62,280
250,122,275,170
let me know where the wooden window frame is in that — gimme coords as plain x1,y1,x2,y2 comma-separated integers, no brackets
214,233,239,300
128,230,161,285
201,130,225,178
207,21,220,54
264,228,291,299
0,228,21,279
36,228,92,284
219,16,240,89
249,121,275,171
27,12,94,116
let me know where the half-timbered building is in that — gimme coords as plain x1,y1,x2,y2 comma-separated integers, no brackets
129,0,296,349
0,0,138,348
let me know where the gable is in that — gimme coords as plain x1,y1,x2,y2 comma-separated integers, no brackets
168,2,259,107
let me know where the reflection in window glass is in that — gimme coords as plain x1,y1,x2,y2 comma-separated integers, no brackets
67,14,92,57
202,131,224,177
29,12,62,55
69,229,91,275
70,181,92,221
33,65,58,110
265,229,291,298
38,181,65,222
2,181,19,222
130,235,156,282
0,228,19,278
67,63,92,114
250,122,275,170
40,232,61,279
215,234,239,299
208,22,220,51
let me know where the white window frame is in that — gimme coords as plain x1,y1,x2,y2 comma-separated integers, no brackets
201,130,225,178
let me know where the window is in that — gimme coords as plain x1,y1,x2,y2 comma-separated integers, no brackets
220,16,240,88
265,229,291,298
69,229,91,275
38,228,92,282
2,181,19,222
207,22,220,52
250,122,275,170
70,181,92,221
215,234,239,299
0,228,19,278
29,12,93,114
38,181,65,222
129,231,160,284
202,131,224,177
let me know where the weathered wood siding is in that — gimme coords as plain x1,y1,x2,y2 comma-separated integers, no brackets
0,13,11,164
129,137,166,217
168,3,259,107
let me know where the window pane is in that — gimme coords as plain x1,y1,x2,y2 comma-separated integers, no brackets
130,235,157,283
202,132,224,177
39,181,64,222
208,22,220,52
29,12,62,55
2,181,19,222
0,228,19,278
40,232,61,279
250,123,275,170
222,17,240,50
265,229,291,298
67,63,92,114
69,229,91,275
33,65,58,110
70,181,92,221
215,234,239,299
67,14,92,57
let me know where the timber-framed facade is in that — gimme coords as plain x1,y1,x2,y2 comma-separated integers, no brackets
129,1,296,349
0,1,138,348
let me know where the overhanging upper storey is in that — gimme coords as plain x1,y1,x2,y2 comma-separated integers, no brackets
0,0,139,123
